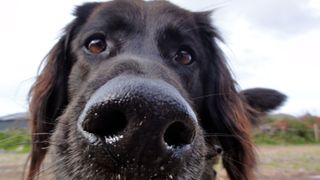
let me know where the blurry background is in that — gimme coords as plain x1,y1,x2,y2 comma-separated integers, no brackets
0,0,319,179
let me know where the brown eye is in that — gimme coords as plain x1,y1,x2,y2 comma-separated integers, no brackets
173,50,194,65
85,35,107,54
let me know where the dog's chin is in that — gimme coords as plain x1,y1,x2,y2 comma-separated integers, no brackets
68,133,205,180
50,142,202,180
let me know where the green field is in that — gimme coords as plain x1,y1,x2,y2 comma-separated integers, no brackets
0,129,31,153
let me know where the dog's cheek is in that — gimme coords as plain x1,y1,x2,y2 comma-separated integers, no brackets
190,69,202,96
48,117,71,177
49,110,87,178
68,63,91,99
185,68,203,110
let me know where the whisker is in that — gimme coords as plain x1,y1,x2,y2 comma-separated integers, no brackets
196,0,229,11
0,135,29,143
222,155,253,180
191,92,232,100
32,157,67,180
204,133,254,149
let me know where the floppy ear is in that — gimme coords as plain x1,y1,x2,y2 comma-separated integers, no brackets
27,3,100,180
28,29,72,180
240,88,287,125
241,88,286,113
196,13,255,180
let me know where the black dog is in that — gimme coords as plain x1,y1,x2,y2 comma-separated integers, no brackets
28,1,286,179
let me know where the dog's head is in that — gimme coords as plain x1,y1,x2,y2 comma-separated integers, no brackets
28,1,286,179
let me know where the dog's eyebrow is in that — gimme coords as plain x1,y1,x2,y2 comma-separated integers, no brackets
162,27,184,42
157,25,198,60
159,24,198,45
79,14,136,39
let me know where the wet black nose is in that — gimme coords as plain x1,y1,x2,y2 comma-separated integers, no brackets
82,103,195,149
79,75,197,165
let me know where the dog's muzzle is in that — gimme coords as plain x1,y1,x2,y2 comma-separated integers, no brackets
77,75,200,172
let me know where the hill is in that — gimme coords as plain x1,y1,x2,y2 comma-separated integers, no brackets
0,113,28,131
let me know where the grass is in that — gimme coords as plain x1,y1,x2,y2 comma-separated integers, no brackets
0,129,31,153
253,132,318,145
254,114,320,145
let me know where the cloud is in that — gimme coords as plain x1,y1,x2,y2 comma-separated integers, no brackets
217,0,320,38
213,0,320,116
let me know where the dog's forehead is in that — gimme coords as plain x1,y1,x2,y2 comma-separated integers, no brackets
85,0,196,32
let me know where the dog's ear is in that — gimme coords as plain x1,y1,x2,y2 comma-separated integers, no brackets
240,88,287,125
240,88,287,113
195,12,255,180
27,3,100,180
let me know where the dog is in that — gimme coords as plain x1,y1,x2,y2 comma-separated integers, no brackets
27,0,286,179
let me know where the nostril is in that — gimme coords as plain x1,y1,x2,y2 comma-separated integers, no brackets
163,121,195,148
82,106,127,137
214,145,223,155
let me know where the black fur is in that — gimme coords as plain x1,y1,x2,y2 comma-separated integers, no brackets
28,1,286,180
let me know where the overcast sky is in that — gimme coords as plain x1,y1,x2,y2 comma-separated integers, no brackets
0,0,319,117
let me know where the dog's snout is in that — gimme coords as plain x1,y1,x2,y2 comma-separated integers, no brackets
78,75,198,168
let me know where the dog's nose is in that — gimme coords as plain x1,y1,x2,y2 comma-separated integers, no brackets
79,75,197,165
82,101,195,149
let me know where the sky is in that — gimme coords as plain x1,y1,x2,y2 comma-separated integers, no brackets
0,0,319,117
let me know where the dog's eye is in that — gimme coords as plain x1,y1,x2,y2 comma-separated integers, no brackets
173,49,194,65
85,35,107,54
